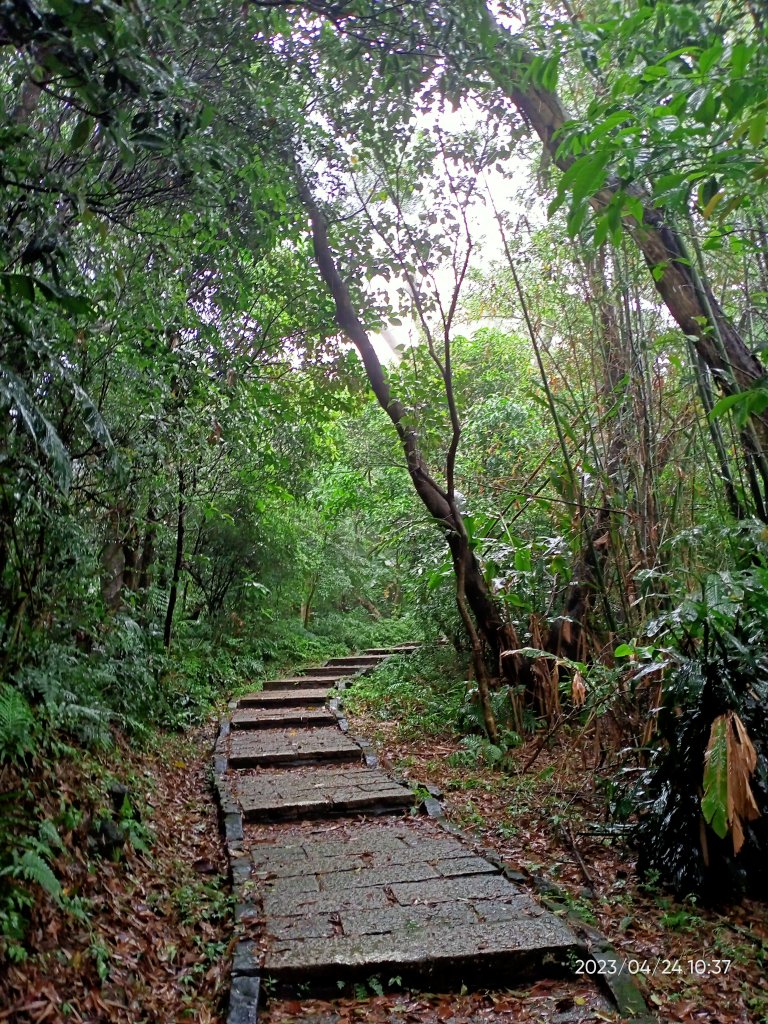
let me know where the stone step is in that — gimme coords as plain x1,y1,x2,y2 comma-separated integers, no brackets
239,818,578,995
231,707,337,730
325,654,389,667
232,765,414,822
262,675,342,691
297,664,360,677
227,727,362,768
238,688,332,708
363,644,420,655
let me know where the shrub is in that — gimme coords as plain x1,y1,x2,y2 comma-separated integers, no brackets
633,570,768,899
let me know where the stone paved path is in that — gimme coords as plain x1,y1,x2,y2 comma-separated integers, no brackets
231,707,338,729
216,646,584,1018
232,766,414,821
246,818,576,991
238,687,333,707
228,727,363,767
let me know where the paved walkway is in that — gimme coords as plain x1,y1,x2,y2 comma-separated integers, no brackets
215,646,582,1018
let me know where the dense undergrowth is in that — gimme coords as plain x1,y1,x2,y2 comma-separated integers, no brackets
0,608,421,966
0,728,233,1022
347,614,768,904
343,646,768,1024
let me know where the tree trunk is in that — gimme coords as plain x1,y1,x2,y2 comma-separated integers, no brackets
301,574,318,628
138,506,157,595
295,167,518,678
163,468,186,649
101,507,126,613
483,13,768,440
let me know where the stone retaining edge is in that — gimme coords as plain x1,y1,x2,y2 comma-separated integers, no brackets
213,716,263,1024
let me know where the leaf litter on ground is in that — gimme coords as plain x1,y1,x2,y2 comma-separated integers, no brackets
338,707,768,1024
0,725,231,1024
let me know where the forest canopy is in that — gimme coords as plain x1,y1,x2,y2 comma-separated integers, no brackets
2,0,768,973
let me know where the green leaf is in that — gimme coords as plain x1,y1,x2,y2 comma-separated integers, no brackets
702,716,729,839
593,213,611,247
196,104,216,130
593,110,635,136
131,131,167,151
730,42,753,78
614,643,635,657
514,546,532,572
748,110,767,148
0,367,72,493
698,43,723,75
642,64,668,82
70,117,94,151
709,391,749,421
2,273,36,302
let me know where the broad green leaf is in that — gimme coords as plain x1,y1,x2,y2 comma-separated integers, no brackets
70,117,93,151
702,715,729,839
709,391,749,420
0,367,71,493
748,110,767,148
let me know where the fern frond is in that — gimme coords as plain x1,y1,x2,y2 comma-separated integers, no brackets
0,684,36,763
17,850,62,901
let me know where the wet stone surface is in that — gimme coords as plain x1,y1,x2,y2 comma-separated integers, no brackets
262,676,344,691
227,727,363,767
241,818,579,990
238,687,333,708
231,707,338,729
232,765,415,821
297,665,361,677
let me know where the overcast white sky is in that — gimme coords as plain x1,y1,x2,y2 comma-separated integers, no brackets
364,101,541,362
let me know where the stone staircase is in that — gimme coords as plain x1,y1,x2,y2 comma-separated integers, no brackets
215,645,581,1020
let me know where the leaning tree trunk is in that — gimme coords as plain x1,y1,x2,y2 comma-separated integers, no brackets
479,11,768,449
295,169,518,688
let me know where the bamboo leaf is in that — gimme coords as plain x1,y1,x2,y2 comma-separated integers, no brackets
0,367,72,493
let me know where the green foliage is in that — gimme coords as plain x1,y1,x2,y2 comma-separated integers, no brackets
633,568,768,899
311,610,422,652
0,685,37,764
0,808,64,963
554,0,768,246
344,648,469,739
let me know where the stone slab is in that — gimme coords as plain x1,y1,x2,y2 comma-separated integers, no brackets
262,676,343,690
265,916,576,980
238,688,332,708
228,727,362,767
249,834,477,876
233,765,414,821
298,665,360,677
325,655,388,667
364,645,419,654
231,707,338,729
242,820,579,991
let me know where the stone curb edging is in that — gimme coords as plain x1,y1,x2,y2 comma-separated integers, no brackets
215,715,648,1024
212,716,261,1024
419,797,658,1023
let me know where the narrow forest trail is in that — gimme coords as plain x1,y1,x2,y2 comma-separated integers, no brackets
213,650,632,1024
